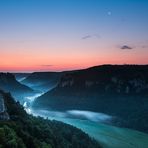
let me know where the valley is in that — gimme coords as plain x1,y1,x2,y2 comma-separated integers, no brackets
22,94,148,148
1,65,148,147
0,0,147,147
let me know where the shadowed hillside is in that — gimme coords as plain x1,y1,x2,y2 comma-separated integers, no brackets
0,90,101,148
21,72,63,92
33,65,148,133
14,73,31,82
0,73,35,102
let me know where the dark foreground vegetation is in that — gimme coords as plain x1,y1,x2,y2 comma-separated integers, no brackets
0,92,101,148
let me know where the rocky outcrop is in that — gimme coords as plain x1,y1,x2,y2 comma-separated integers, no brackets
0,92,9,120
32,65,148,134
56,65,148,94
33,65,148,112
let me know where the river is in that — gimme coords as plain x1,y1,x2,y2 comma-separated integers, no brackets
21,93,148,148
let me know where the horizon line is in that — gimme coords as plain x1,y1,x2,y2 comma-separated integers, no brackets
0,64,148,73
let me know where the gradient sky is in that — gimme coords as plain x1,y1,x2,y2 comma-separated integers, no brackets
0,0,148,72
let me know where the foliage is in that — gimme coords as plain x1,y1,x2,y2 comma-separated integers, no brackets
0,92,101,148
33,65,148,133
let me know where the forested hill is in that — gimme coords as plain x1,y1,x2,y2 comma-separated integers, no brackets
57,64,148,94
21,72,62,92
0,90,101,148
33,65,148,133
34,65,148,110
0,73,35,101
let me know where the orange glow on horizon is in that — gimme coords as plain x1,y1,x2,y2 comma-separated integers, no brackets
0,59,148,72
0,46,148,72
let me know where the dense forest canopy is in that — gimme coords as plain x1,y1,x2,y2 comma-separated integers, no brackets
0,91,101,148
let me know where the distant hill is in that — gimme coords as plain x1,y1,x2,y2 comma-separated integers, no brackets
33,65,148,133
21,72,63,92
13,73,31,82
0,90,101,148
0,73,35,102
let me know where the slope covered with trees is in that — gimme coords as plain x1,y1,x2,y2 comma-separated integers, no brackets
0,91,101,148
21,72,62,92
33,65,148,133
0,73,35,102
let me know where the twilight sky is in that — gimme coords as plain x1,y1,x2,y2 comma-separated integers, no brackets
0,0,148,72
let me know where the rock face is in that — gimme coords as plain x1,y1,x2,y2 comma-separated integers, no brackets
34,65,148,111
56,65,148,94
0,92,9,120
33,65,148,133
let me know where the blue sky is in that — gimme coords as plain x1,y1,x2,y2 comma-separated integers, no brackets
0,0,148,72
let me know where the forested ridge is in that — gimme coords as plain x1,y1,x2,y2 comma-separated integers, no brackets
0,91,101,148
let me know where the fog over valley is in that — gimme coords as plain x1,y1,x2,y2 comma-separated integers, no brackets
0,0,148,147
1,65,148,147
